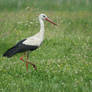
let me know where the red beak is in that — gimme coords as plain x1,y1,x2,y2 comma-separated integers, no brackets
45,18,57,25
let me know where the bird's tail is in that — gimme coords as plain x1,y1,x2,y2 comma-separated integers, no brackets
3,46,18,58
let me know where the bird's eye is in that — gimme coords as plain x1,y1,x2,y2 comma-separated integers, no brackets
43,15,45,17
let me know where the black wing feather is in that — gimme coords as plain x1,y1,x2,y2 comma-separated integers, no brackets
3,39,38,58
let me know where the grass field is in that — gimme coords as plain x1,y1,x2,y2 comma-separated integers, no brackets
0,0,92,92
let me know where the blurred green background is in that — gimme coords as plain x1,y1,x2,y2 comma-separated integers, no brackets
0,0,92,11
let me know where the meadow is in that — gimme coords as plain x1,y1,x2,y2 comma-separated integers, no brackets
0,0,92,92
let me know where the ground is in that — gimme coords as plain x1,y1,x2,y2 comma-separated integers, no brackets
0,1,92,92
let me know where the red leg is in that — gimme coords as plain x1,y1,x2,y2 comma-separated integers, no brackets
19,53,29,72
26,52,29,72
20,52,37,71
26,62,28,72
26,52,37,70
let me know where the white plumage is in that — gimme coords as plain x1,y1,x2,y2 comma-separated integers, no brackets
23,14,45,46
23,34,43,46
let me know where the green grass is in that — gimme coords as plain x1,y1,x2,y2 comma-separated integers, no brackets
0,0,92,92
0,0,92,11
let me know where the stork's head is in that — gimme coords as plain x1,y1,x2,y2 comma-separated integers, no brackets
39,14,57,25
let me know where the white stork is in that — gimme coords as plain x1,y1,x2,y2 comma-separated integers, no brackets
3,14,57,71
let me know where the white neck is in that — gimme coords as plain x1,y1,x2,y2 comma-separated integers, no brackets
23,17,45,46
39,17,45,40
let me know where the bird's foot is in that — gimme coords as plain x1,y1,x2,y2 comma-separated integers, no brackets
27,61,37,70
20,56,24,62
32,64,37,70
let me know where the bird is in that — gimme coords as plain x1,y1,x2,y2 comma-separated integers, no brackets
3,13,57,71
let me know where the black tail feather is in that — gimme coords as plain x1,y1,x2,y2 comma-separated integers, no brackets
3,46,18,58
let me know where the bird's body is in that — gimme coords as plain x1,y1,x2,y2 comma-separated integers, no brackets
3,39,38,57
23,30,44,46
3,14,56,71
